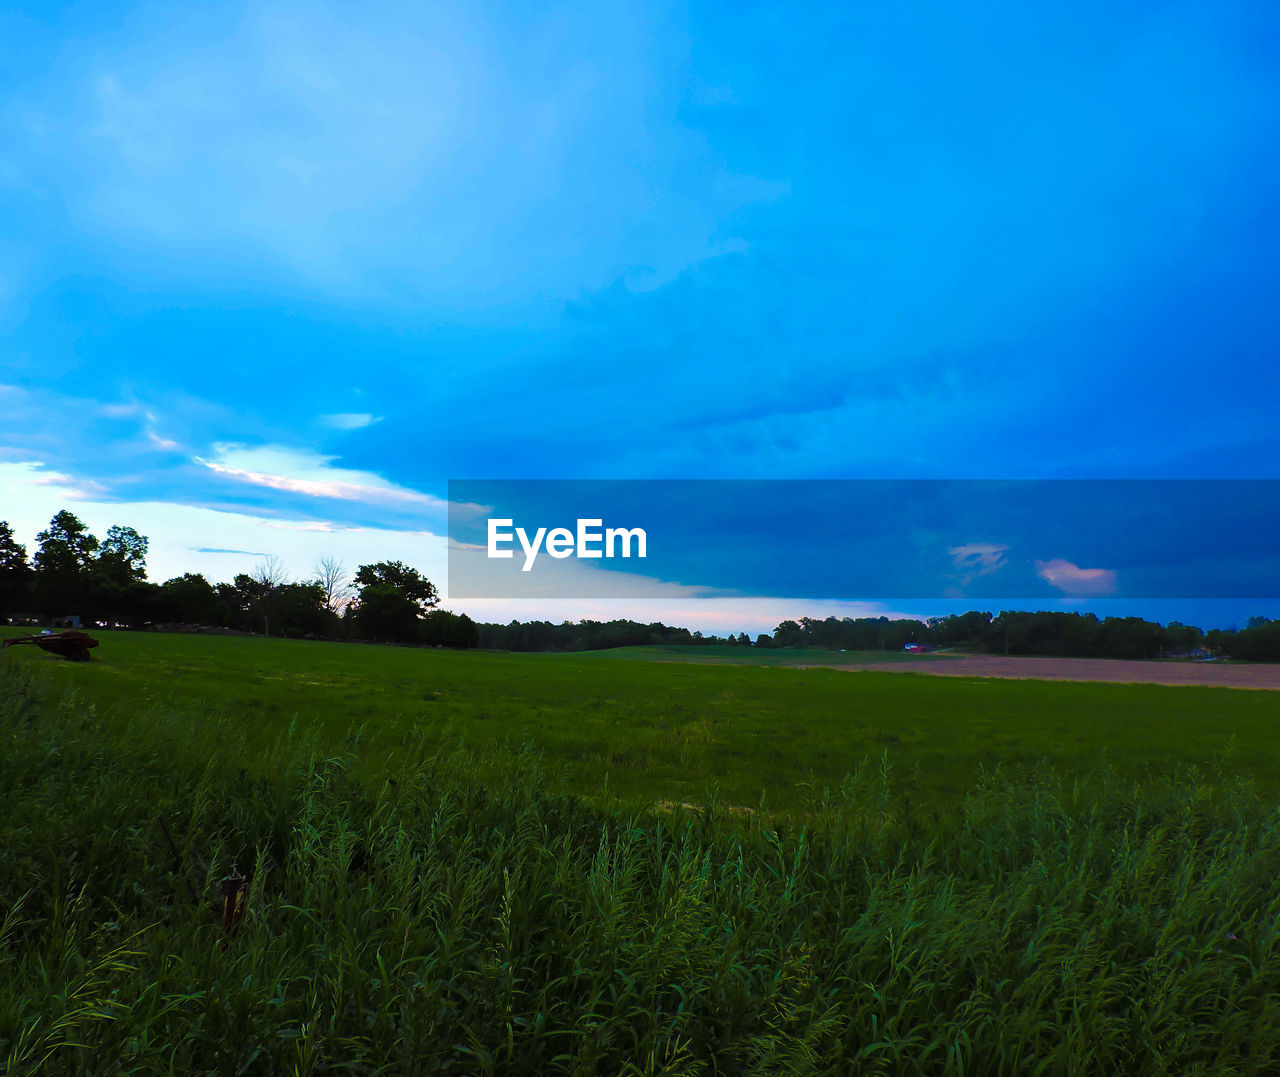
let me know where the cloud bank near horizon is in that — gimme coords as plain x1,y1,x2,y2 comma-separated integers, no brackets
3,461,1279,633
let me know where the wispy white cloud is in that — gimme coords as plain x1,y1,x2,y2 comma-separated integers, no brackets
1,382,457,532
195,443,445,510
0,458,109,500
146,429,181,451
948,542,1009,586
320,413,380,430
193,546,269,557
97,401,143,418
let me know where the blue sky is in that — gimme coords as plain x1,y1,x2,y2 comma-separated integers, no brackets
2,0,1278,632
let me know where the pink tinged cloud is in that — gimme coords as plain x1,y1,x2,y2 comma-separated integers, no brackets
1035,558,1118,596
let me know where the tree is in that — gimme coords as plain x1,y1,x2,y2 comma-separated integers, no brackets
35,511,98,575
773,620,803,647
420,609,479,648
159,573,223,625
314,556,351,615
1162,621,1203,655
929,611,992,647
249,556,290,635
0,521,32,619
273,582,330,638
252,555,290,590
1099,616,1164,661
348,562,443,644
354,583,421,643
96,525,149,584
219,561,287,635
353,561,439,612
86,524,152,624
1204,628,1234,655
216,581,250,630
1228,621,1280,662
34,511,99,614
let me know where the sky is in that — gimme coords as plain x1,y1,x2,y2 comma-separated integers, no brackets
2,0,1278,633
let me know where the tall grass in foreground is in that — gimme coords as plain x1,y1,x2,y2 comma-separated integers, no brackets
2,661,1279,1075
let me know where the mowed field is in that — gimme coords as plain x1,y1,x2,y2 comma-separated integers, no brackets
4,629,1278,812
805,653,1280,689
592,643,1280,688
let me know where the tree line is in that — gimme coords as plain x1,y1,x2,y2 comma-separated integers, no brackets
479,611,1280,660
4,510,1278,661
476,610,1280,661
0,511,478,648
477,619,754,652
767,610,1280,662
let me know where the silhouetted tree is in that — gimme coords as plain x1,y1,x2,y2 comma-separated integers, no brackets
159,573,224,625
0,521,32,619
273,582,330,638
1229,620,1280,661
354,583,421,643
96,525,148,584
314,556,351,615
354,561,439,612
33,511,99,614
420,609,479,648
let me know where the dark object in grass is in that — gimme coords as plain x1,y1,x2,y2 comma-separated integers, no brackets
218,868,248,948
2,630,100,661
157,816,202,906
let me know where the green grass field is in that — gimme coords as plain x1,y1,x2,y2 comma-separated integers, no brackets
5,630,1280,1073
3,628,1275,813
